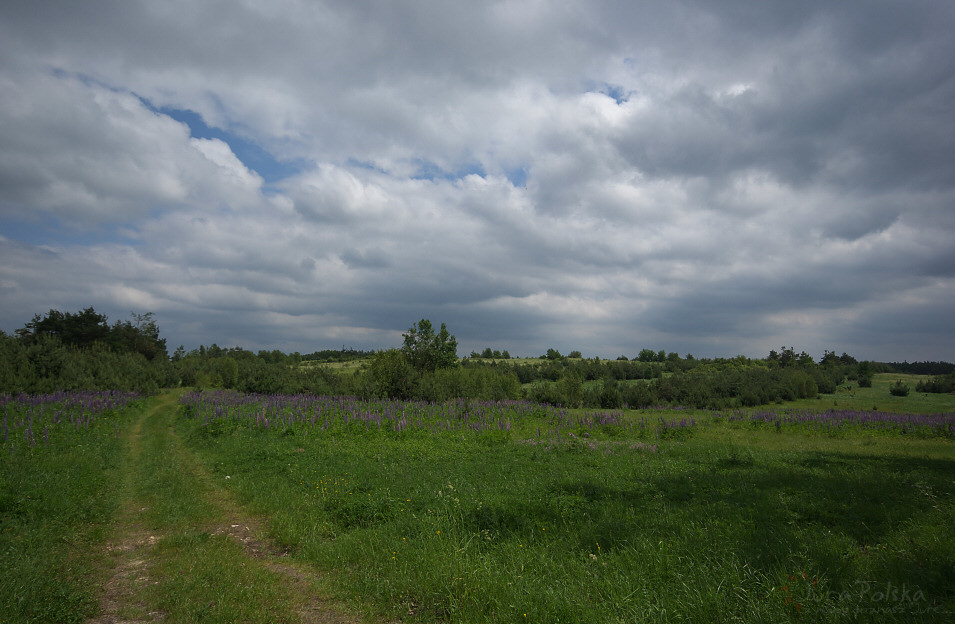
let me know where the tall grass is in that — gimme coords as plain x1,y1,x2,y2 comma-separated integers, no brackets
180,392,955,622
0,391,142,623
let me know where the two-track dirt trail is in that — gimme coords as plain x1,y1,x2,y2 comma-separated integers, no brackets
87,391,369,624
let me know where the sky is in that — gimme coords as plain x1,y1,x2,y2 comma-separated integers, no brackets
1,1,954,361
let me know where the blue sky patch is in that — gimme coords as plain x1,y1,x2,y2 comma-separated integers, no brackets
583,81,630,105
154,106,302,184
506,167,528,188
411,159,486,182
2,215,141,247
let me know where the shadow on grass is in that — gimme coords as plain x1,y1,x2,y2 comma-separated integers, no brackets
466,448,954,603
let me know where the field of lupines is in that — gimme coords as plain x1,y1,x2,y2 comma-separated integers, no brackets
180,389,955,442
179,389,705,443
2,390,140,452
718,407,955,437
177,390,955,623
1,390,144,622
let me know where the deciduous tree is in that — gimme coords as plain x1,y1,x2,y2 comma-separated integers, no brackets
401,319,458,372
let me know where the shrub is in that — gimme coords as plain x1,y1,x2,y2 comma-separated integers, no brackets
889,379,910,397
916,373,955,393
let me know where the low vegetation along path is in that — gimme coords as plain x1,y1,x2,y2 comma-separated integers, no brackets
88,391,369,624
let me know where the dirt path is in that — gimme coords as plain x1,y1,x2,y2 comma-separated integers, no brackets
87,392,371,624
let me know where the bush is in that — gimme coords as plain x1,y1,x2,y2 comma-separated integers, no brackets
916,373,955,393
369,349,418,399
526,382,563,406
889,380,910,397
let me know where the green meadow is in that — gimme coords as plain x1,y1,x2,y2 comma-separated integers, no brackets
1,374,953,623
175,374,954,623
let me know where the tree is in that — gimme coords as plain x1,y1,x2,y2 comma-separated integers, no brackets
557,369,584,407
401,319,458,372
111,312,168,360
599,377,623,409
369,349,417,398
17,307,167,360
19,307,110,348
856,361,873,387
819,349,841,367
638,348,657,363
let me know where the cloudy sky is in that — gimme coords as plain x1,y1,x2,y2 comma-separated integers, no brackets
2,1,954,361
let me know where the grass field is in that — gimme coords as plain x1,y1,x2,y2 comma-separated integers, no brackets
303,359,367,372
2,391,368,624
781,373,953,413
2,376,953,622
176,375,955,623
0,392,142,622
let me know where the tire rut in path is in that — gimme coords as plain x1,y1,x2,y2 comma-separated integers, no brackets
88,392,375,624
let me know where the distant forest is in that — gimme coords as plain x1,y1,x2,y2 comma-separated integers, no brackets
2,308,953,408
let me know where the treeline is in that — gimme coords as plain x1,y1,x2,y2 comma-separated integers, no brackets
3,310,953,407
887,361,955,375
495,348,869,410
173,344,350,395
1,308,175,393
170,346,523,401
469,347,512,359
302,348,376,363
529,362,843,410
170,319,523,402
175,341,865,409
